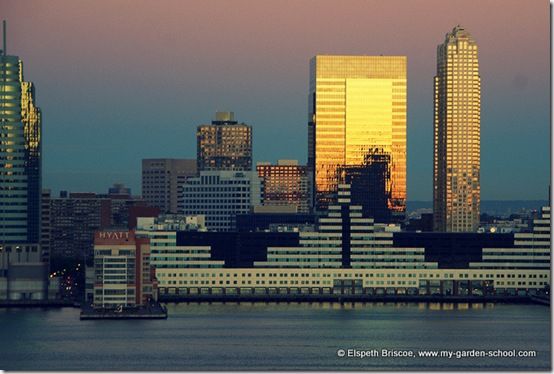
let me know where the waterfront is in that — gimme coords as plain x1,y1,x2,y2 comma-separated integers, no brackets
1,302,550,371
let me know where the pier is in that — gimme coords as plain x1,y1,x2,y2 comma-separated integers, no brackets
80,303,168,320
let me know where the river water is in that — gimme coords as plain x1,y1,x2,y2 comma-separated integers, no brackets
1,302,550,370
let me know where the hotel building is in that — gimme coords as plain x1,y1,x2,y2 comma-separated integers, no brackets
88,230,156,308
308,55,406,217
433,26,481,232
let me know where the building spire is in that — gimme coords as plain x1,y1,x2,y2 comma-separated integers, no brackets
2,20,6,56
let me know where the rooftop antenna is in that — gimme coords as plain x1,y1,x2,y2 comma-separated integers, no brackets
2,20,6,56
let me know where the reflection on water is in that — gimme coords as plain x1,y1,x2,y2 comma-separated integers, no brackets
202,301,499,311
0,302,549,371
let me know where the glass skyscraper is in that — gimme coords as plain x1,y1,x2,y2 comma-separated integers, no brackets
308,55,406,215
0,23,42,244
433,26,481,232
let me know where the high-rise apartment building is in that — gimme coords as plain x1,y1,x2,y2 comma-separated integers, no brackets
308,55,406,215
256,160,312,213
48,191,152,266
49,193,112,263
0,22,42,244
142,159,196,213
197,111,252,171
433,26,481,232
180,170,262,231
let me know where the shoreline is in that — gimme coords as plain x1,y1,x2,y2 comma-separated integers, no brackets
0,295,549,310
0,299,80,308
159,294,550,305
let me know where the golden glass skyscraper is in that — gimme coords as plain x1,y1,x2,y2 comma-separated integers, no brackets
433,26,481,232
308,55,406,215
0,21,42,244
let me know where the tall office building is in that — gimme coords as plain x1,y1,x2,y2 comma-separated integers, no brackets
0,21,49,300
433,26,481,232
308,55,406,215
0,21,42,244
142,159,196,213
256,160,312,213
197,111,252,171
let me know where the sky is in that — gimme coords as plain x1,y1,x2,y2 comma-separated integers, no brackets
2,0,551,201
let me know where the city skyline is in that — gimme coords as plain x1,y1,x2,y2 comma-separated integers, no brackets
2,0,550,201
0,2,551,370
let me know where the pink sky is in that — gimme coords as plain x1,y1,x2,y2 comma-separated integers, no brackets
2,0,550,200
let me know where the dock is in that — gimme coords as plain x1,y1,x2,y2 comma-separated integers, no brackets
80,303,168,320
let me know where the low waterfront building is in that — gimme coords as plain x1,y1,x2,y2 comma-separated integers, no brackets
87,230,157,308
253,187,434,269
478,217,532,234
470,206,550,272
140,186,551,298
236,211,317,233
177,231,298,268
156,267,549,298
134,215,219,271
393,232,515,268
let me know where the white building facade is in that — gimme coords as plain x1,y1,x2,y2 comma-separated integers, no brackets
179,171,262,231
152,186,551,298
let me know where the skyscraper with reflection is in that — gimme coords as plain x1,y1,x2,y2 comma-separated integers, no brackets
0,21,49,300
308,55,406,218
0,22,41,244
